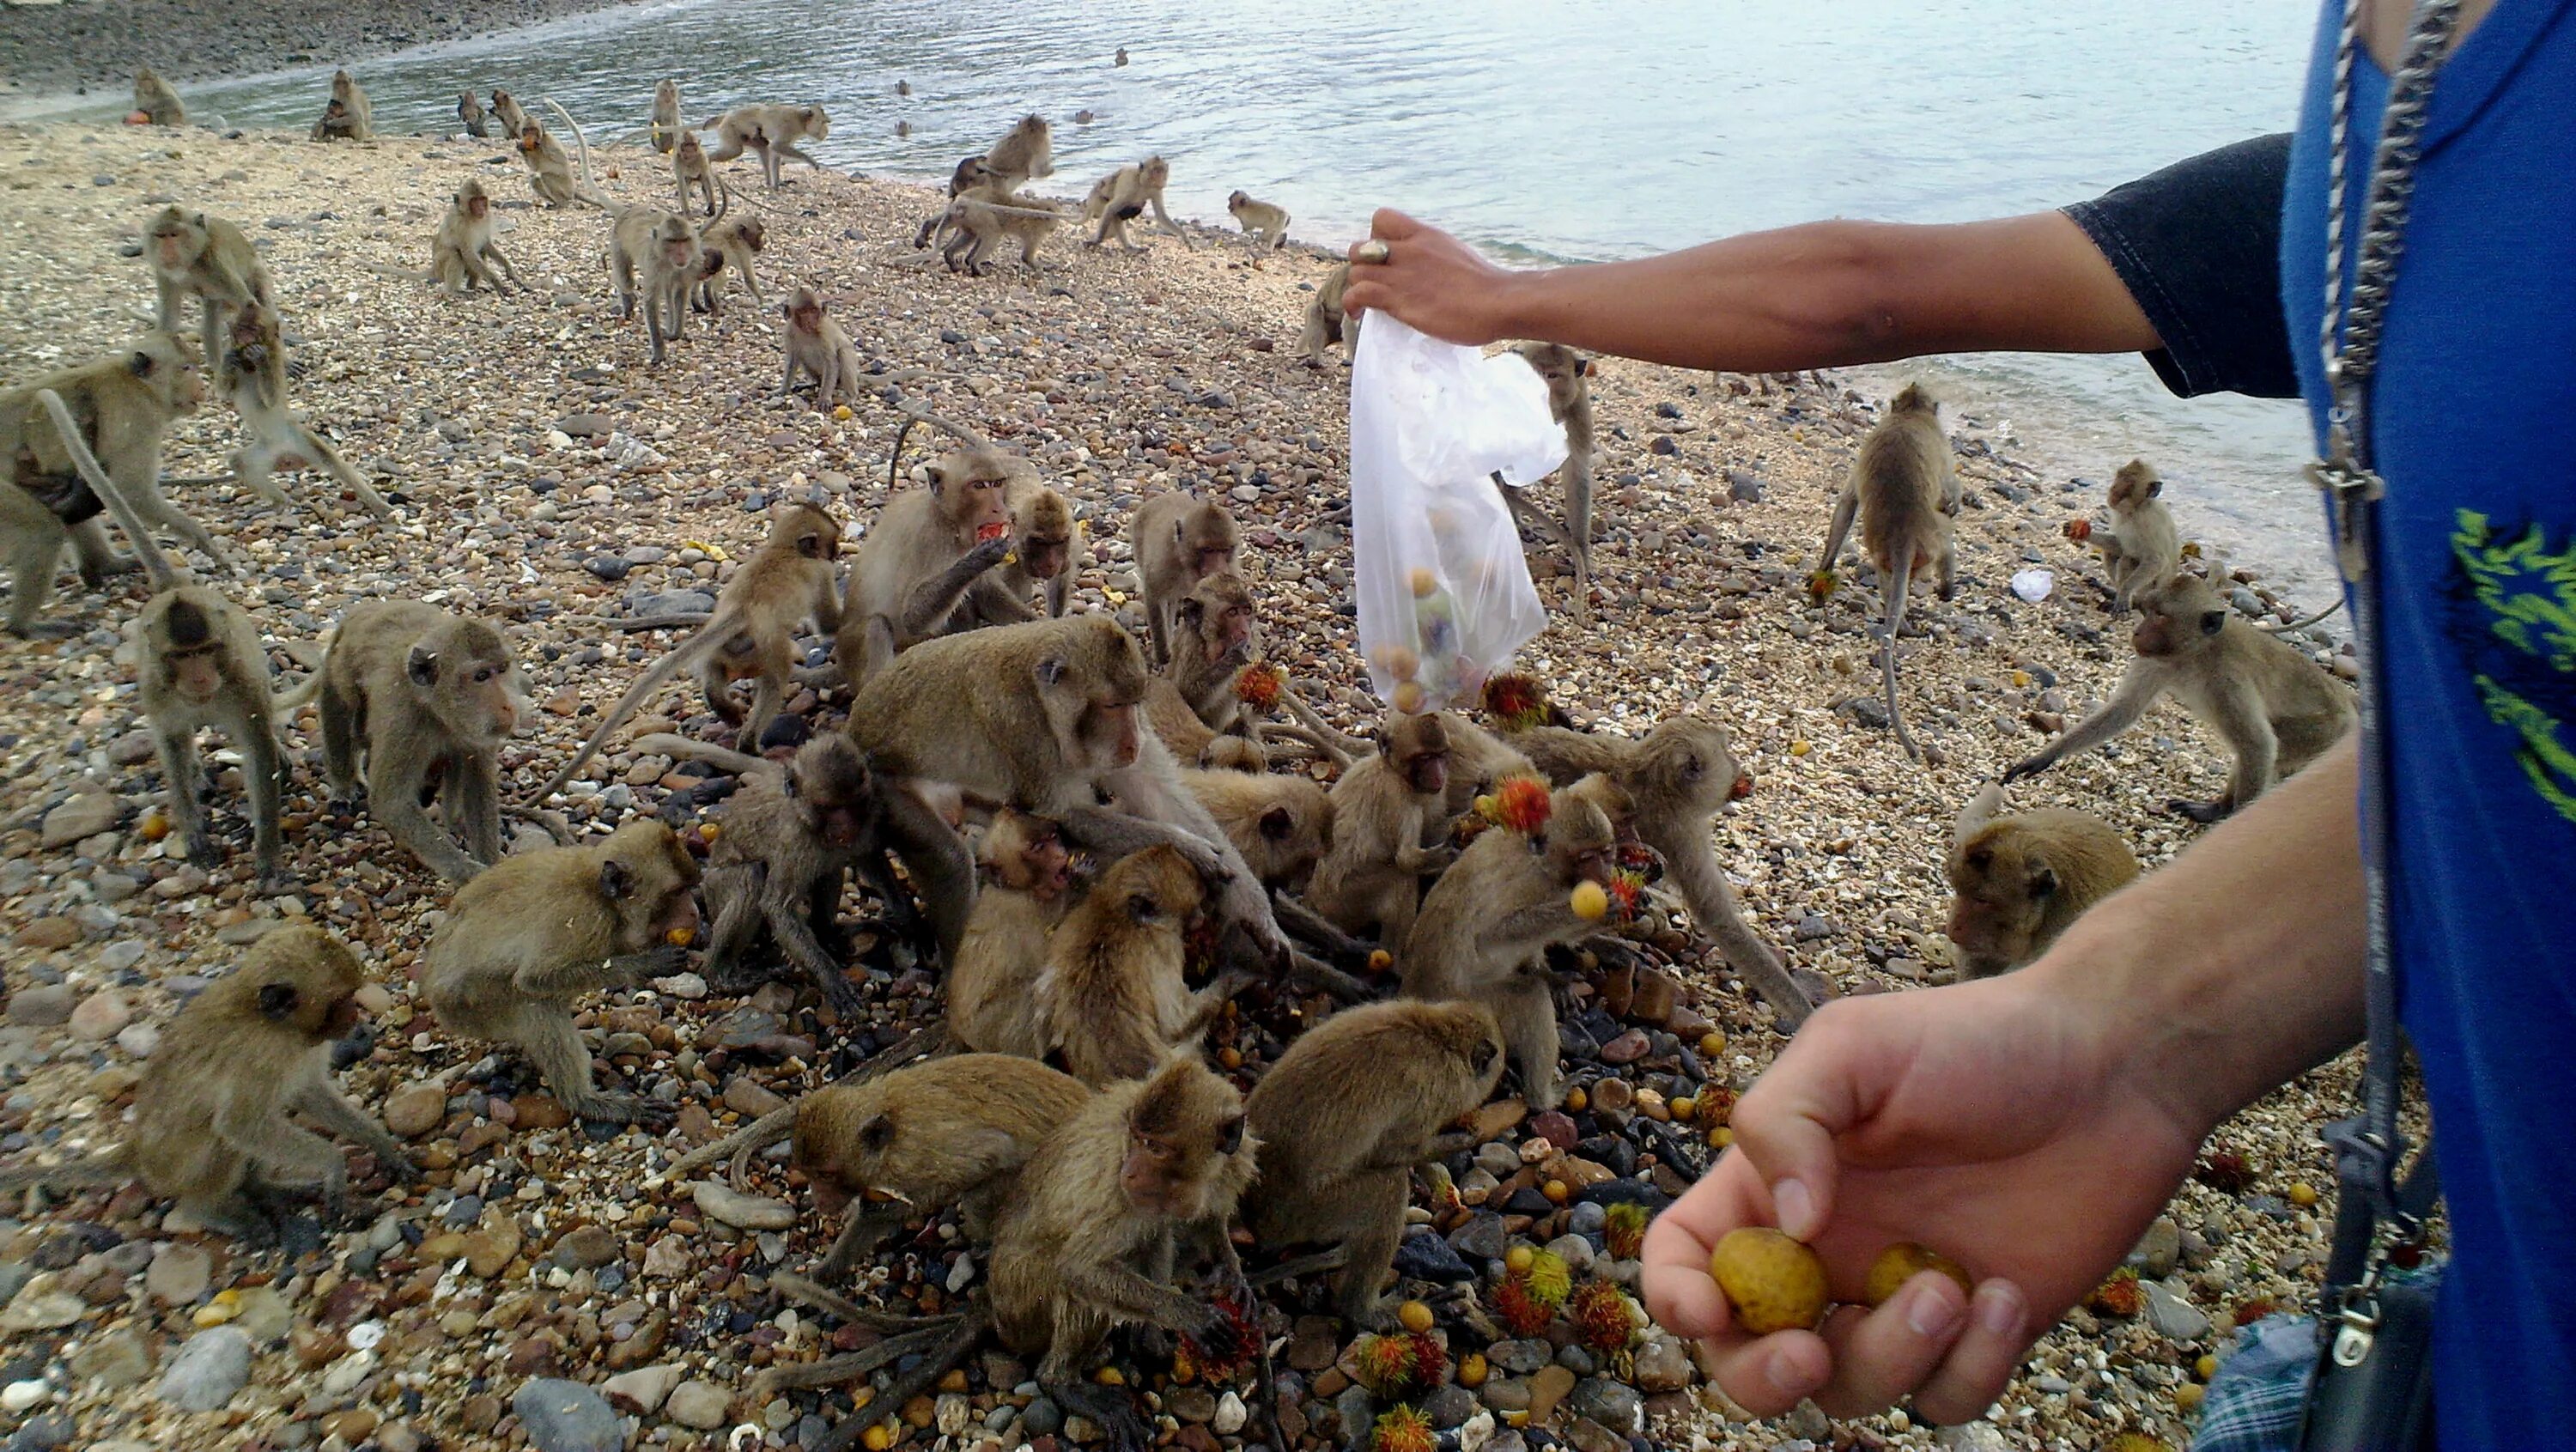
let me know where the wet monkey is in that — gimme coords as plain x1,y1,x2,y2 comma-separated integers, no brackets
146,204,273,347
1131,490,1239,667
311,69,374,142
1226,191,1288,250
429,177,525,295
702,103,830,190
1945,782,2140,977
220,301,397,519
1504,342,1597,621
133,66,184,127
1819,382,1959,759
1083,155,1191,250
780,286,862,410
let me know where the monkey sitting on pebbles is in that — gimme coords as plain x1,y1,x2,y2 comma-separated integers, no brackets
1945,783,2140,977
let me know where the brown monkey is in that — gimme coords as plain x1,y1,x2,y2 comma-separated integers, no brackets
490,89,532,140
0,926,414,1238
950,810,1080,1060
781,287,862,410
845,615,1294,974
1505,342,1597,620
791,1054,1091,1279
1179,768,1333,890
908,154,998,251
649,77,683,154
531,501,842,801
1431,710,1535,820
2002,572,2357,821
1945,782,2140,978
2100,458,2180,612
988,1053,1257,1452
1245,1000,1504,1326
696,215,766,315
1510,713,1814,1028
145,204,273,345
836,411,1025,677
429,177,525,295
671,129,741,219
219,301,396,519
133,67,184,127
458,90,489,138
1042,843,1227,1086
1297,263,1358,368
1818,383,1959,758
300,598,534,883
631,732,883,1015
701,103,830,190
519,108,607,210
935,187,1065,276
1083,156,1190,250
608,209,719,366
422,820,699,1124
1145,572,1259,766
2,332,229,635
1225,191,1288,250
957,475,1077,627
1401,777,1619,1109
311,70,374,142
1305,712,1455,948
981,113,1054,192
1131,490,1239,666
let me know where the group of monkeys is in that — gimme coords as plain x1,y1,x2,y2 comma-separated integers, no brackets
5,59,2365,1449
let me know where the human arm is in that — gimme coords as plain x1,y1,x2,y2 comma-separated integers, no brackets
1640,735,2363,1422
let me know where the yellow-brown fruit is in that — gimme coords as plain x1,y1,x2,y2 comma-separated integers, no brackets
1457,1352,1489,1388
1570,880,1609,920
861,1425,895,1452
1218,1046,1242,1071
1093,1366,1126,1387
2195,1354,2219,1381
2175,1382,2207,1413
138,810,172,842
1707,1126,1735,1148
1367,949,1394,974
1543,1179,1570,1204
2287,1182,2320,1209
1393,680,1426,714
1410,567,1439,598
1504,1245,1534,1276
1563,1086,1589,1113
1708,1227,1828,1335
697,822,721,842
833,404,854,422
1699,1032,1727,1057
1398,1301,1435,1334
1669,1096,1697,1121
665,926,696,947
1862,1242,1973,1307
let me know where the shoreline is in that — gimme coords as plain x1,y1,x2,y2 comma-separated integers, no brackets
0,120,2354,1452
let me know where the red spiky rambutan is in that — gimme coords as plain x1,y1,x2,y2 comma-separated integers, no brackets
1179,1287,1261,1382
1603,1202,1649,1262
1615,841,1663,882
1490,1275,1553,1337
1482,672,1552,732
1351,1334,1430,1398
1406,1329,1448,1388
1371,1406,1437,1452
2195,1151,2257,1194
1234,664,1285,711
1568,1280,1638,1353
1695,1085,1738,1127
2232,1297,2281,1327
2085,1268,2144,1318
1484,775,1553,835
1602,869,1646,924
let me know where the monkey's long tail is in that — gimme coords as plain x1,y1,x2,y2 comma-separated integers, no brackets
32,389,187,593
0,1147,131,1197
630,732,777,781
1880,556,1920,760
539,97,611,207
524,624,733,805
2257,598,2347,634
654,1024,954,1187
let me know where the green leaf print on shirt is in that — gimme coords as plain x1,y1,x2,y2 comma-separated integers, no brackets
2453,510,2576,824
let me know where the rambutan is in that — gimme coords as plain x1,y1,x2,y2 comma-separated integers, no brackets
1603,1202,1649,1261
1233,663,1285,711
1180,1286,1260,1382
1567,1280,1638,1353
2232,1297,2280,1327
1406,1329,1449,1388
1602,869,1646,924
1351,1333,1433,1398
2194,1151,2257,1194
2085,1268,2144,1318
1482,672,1552,732
1484,775,1553,835
1695,1085,1737,1127
1370,1406,1437,1452
1522,1248,1572,1307
1490,1274,1552,1337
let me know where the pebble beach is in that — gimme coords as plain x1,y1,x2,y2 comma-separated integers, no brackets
0,112,2373,1452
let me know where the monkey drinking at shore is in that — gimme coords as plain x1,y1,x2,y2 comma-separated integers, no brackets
220,301,396,519
1226,191,1288,250
532,501,841,801
133,67,184,127
0,926,415,1238
1504,342,1597,621
423,820,699,1125
1945,782,2140,977
2002,572,2356,822
311,69,374,142
608,208,721,366
1084,155,1190,250
1818,382,1959,759
781,286,862,410
702,103,829,190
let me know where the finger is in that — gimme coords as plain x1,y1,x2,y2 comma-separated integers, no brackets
1706,1328,1832,1419
1369,208,1422,241
1913,1280,2033,1425
1639,1204,1729,1339
1809,1272,1970,1418
1728,1014,1870,1240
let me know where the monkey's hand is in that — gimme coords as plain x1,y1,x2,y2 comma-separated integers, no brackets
185,826,219,870
963,532,1015,574
1997,753,2053,784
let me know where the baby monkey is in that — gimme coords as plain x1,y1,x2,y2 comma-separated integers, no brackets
781,287,864,411
1225,191,1288,250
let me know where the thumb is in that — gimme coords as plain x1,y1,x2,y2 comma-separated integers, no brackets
1369,208,1422,241
1728,1017,1870,1242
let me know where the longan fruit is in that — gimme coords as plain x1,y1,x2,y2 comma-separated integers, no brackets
1397,1301,1435,1334
1570,880,1609,920
1708,1227,1827,1334
1862,1242,1973,1307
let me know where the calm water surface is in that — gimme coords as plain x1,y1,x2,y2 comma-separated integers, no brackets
34,0,2336,596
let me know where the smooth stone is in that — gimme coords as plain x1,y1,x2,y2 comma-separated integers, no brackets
40,793,119,849
690,1181,793,1230
8,986,75,1027
1524,1364,1577,1421
513,1378,623,1452
665,1379,731,1429
2144,1280,2212,1342
68,990,131,1042
1571,1377,1643,1435
1487,1340,1553,1376
2130,1218,2183,1279
384,1083,447,1139
158,1327,252,1412
1629,1335,1693,1393
145,1243,211,1305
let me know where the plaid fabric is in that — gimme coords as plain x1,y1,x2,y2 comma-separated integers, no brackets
2190,1313,2319,1452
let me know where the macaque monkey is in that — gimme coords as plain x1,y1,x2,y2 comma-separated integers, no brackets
1298,263,1357,368
519,102,606,209
1115,46,1129,64
791,1054,1091,1279
145,204,273,344
133,67,184,127
1042,844,1228,1085
1431,710,1537,820
2,332,228,635
908,155,994,251
936,188,1064,276
1945,783,2140,978
0,926,414,1237
781,287,862,410
1511,714,1813,1028
1505,342,1596,620
1225,191,1287,250
458,90,489,138
696,216,765,315
981,113,1054,192
2099,458,2180,612
1306,712,1455,949
490,89,532,140
1818,383,1959,759
426,177,525,295
837,410,1027,677
951,811,1080,1060
649,77,682,154
631,732,883,1015
988,1054,1257,1451
1145,573,1258,767
1082,155,1190,250
1179,769,1333,891
845,616,1296,975
220,301,396,519
671,130,739,219
608,209,720,366
702,103,830,190
1131,491,1239,667
2003,573,2357,821
959,475,1076,627
422,820,699,1124
311,70,374,142
1401,777,1620,1109
532,501,842,800
1245,1000,1504,1325
297,598,534,883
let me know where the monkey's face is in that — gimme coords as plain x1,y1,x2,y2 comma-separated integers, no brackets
1120,1064,1252,1220
1012,500,1072,581
2131,580,2226,659
463,190,489,221
519,128,541,154
790,300,823,335
937,470,1012,538
149,213,194,270
1946,835,2050,977
164,642,228,704
791,742,877,849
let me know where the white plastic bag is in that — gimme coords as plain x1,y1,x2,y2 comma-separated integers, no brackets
1349,314,1564,711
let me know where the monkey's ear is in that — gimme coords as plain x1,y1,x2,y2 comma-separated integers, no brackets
2144,477,2162,498
128,350,156,378
1214,1113,1246,1157
1964,846,1994,874
2199,611,2227,636
598,859,635,901
1036,655,1068,689
1127,892,1161,923
796,530,827,559
1575,358,1591,376
405,646,441,687
256,981,300,1021
1370,728,1394,759
1257,806,1295,840
856,1114,895,1151
2026,860,2058,900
